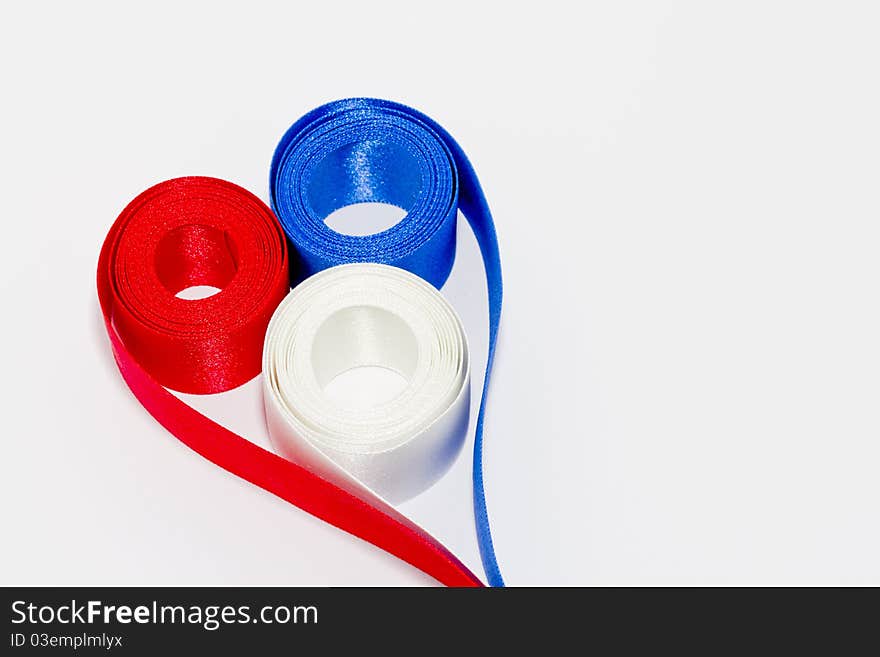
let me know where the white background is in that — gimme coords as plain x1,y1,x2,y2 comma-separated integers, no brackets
2,1,879,586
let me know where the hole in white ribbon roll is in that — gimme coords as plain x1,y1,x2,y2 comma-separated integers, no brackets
312,305,417,409
262,263,470,503
323,202,408,236
311,305,419,387
323,366,409,410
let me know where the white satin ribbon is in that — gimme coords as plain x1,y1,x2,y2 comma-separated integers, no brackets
262,263,470,503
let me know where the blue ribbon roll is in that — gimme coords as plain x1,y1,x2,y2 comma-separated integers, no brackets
270,98,504,586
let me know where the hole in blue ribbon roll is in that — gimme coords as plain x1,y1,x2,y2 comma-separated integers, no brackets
324,202,408,236
307,140,422,223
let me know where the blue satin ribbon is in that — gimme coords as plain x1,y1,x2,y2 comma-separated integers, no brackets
270,98,504,586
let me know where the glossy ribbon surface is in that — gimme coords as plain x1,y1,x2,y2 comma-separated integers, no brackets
271,98,505,586
98,176,482,587
264,263,470,504
104,177,289,393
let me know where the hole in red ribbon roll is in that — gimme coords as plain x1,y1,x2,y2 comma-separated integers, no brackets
154,225,238,297
175,285,223,300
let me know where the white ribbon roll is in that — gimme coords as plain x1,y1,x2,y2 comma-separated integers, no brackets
262,263,471,503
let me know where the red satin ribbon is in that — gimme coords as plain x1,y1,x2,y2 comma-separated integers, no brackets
97,176,482,587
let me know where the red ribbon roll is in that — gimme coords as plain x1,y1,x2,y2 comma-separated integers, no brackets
105,177,288,392
97,176,482,586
